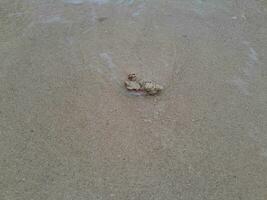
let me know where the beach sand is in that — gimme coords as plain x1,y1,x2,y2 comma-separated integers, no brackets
0,0,267,199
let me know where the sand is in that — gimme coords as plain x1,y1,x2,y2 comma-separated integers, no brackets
0,0,267,199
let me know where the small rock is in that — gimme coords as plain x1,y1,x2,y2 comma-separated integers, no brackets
141,81,164,95
124,73,163,95
124,80,141,90
128,73,137,81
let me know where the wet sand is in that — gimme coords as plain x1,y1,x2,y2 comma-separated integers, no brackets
0,0,267,199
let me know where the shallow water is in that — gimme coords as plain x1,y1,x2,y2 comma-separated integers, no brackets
0,0,267,199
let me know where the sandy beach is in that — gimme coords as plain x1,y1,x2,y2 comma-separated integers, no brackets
0,0,267,199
